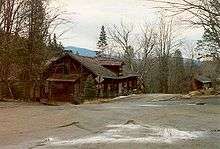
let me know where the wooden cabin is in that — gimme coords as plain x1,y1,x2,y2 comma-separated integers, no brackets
42,53,138,102
192,76,212,90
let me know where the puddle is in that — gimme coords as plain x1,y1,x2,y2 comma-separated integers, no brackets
38,124,206,147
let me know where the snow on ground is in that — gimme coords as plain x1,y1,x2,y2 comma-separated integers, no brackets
40,123,205,147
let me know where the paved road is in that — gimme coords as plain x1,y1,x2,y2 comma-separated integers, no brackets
1,94,220,149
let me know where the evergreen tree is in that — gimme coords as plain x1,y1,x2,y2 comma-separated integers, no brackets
124,46,135,71
48,34,65,57
197,30,220,82
158,55,169,93
83,76,97,100
172,50,186,93
97,25,108,55
197,30,219,60
25,0,48,81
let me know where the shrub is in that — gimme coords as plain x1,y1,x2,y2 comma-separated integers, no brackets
83,76,97,100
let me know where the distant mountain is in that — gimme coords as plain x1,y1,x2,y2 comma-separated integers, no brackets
183,58,202,67
65,46,97,57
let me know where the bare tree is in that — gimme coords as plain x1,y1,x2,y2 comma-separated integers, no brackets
151,0,220,60
0,0,68,100
108,22,136,71
0,0,27,99
108,18,182,93
156,17,175,93
108,23,133,51
136,26,158,92
156,0,220,87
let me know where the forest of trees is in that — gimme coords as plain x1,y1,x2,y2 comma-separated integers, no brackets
94,0,220,94
100,18,197,94
0,0,64,100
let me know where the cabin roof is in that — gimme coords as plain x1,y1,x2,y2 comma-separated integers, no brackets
47,53,138,79
195,76,212,84
122,66,139,78
69,54,118,78
94,57,124,66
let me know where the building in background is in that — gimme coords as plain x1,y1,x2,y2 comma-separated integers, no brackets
192,76,212,90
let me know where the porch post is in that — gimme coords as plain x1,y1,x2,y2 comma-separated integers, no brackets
71,82,75,102
98,83,104,98
119,82,122,95
108,83,111,97
48,81,52,101
0,81,2,100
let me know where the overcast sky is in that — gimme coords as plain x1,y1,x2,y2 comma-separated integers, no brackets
52,0,203,50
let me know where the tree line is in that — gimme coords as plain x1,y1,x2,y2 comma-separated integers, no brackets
0,0,64,100
156,0,220,76
97,9,219,94
97,17,197,94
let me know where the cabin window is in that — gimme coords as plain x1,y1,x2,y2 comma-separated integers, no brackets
55,66,64,74
54,64,69,74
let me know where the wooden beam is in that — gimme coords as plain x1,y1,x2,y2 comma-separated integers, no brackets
49,82,52,102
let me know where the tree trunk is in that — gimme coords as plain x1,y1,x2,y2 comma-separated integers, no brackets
5,81,15,99
0,82,3,100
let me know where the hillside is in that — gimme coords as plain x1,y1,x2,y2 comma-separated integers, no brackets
65,46,97,57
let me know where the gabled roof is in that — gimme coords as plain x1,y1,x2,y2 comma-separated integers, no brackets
94,57,124,66
69,54,117,78
47,53,138,79
195,76,212,83
122,65,139,78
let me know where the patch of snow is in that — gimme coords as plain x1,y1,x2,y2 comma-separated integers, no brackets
187,104,197,106
106,124,144,129
43,124,205,146
41,137,55,143
154,127,202,143
113,96,127,100
112,94,136,100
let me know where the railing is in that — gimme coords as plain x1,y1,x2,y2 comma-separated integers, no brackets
50,74,80,79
